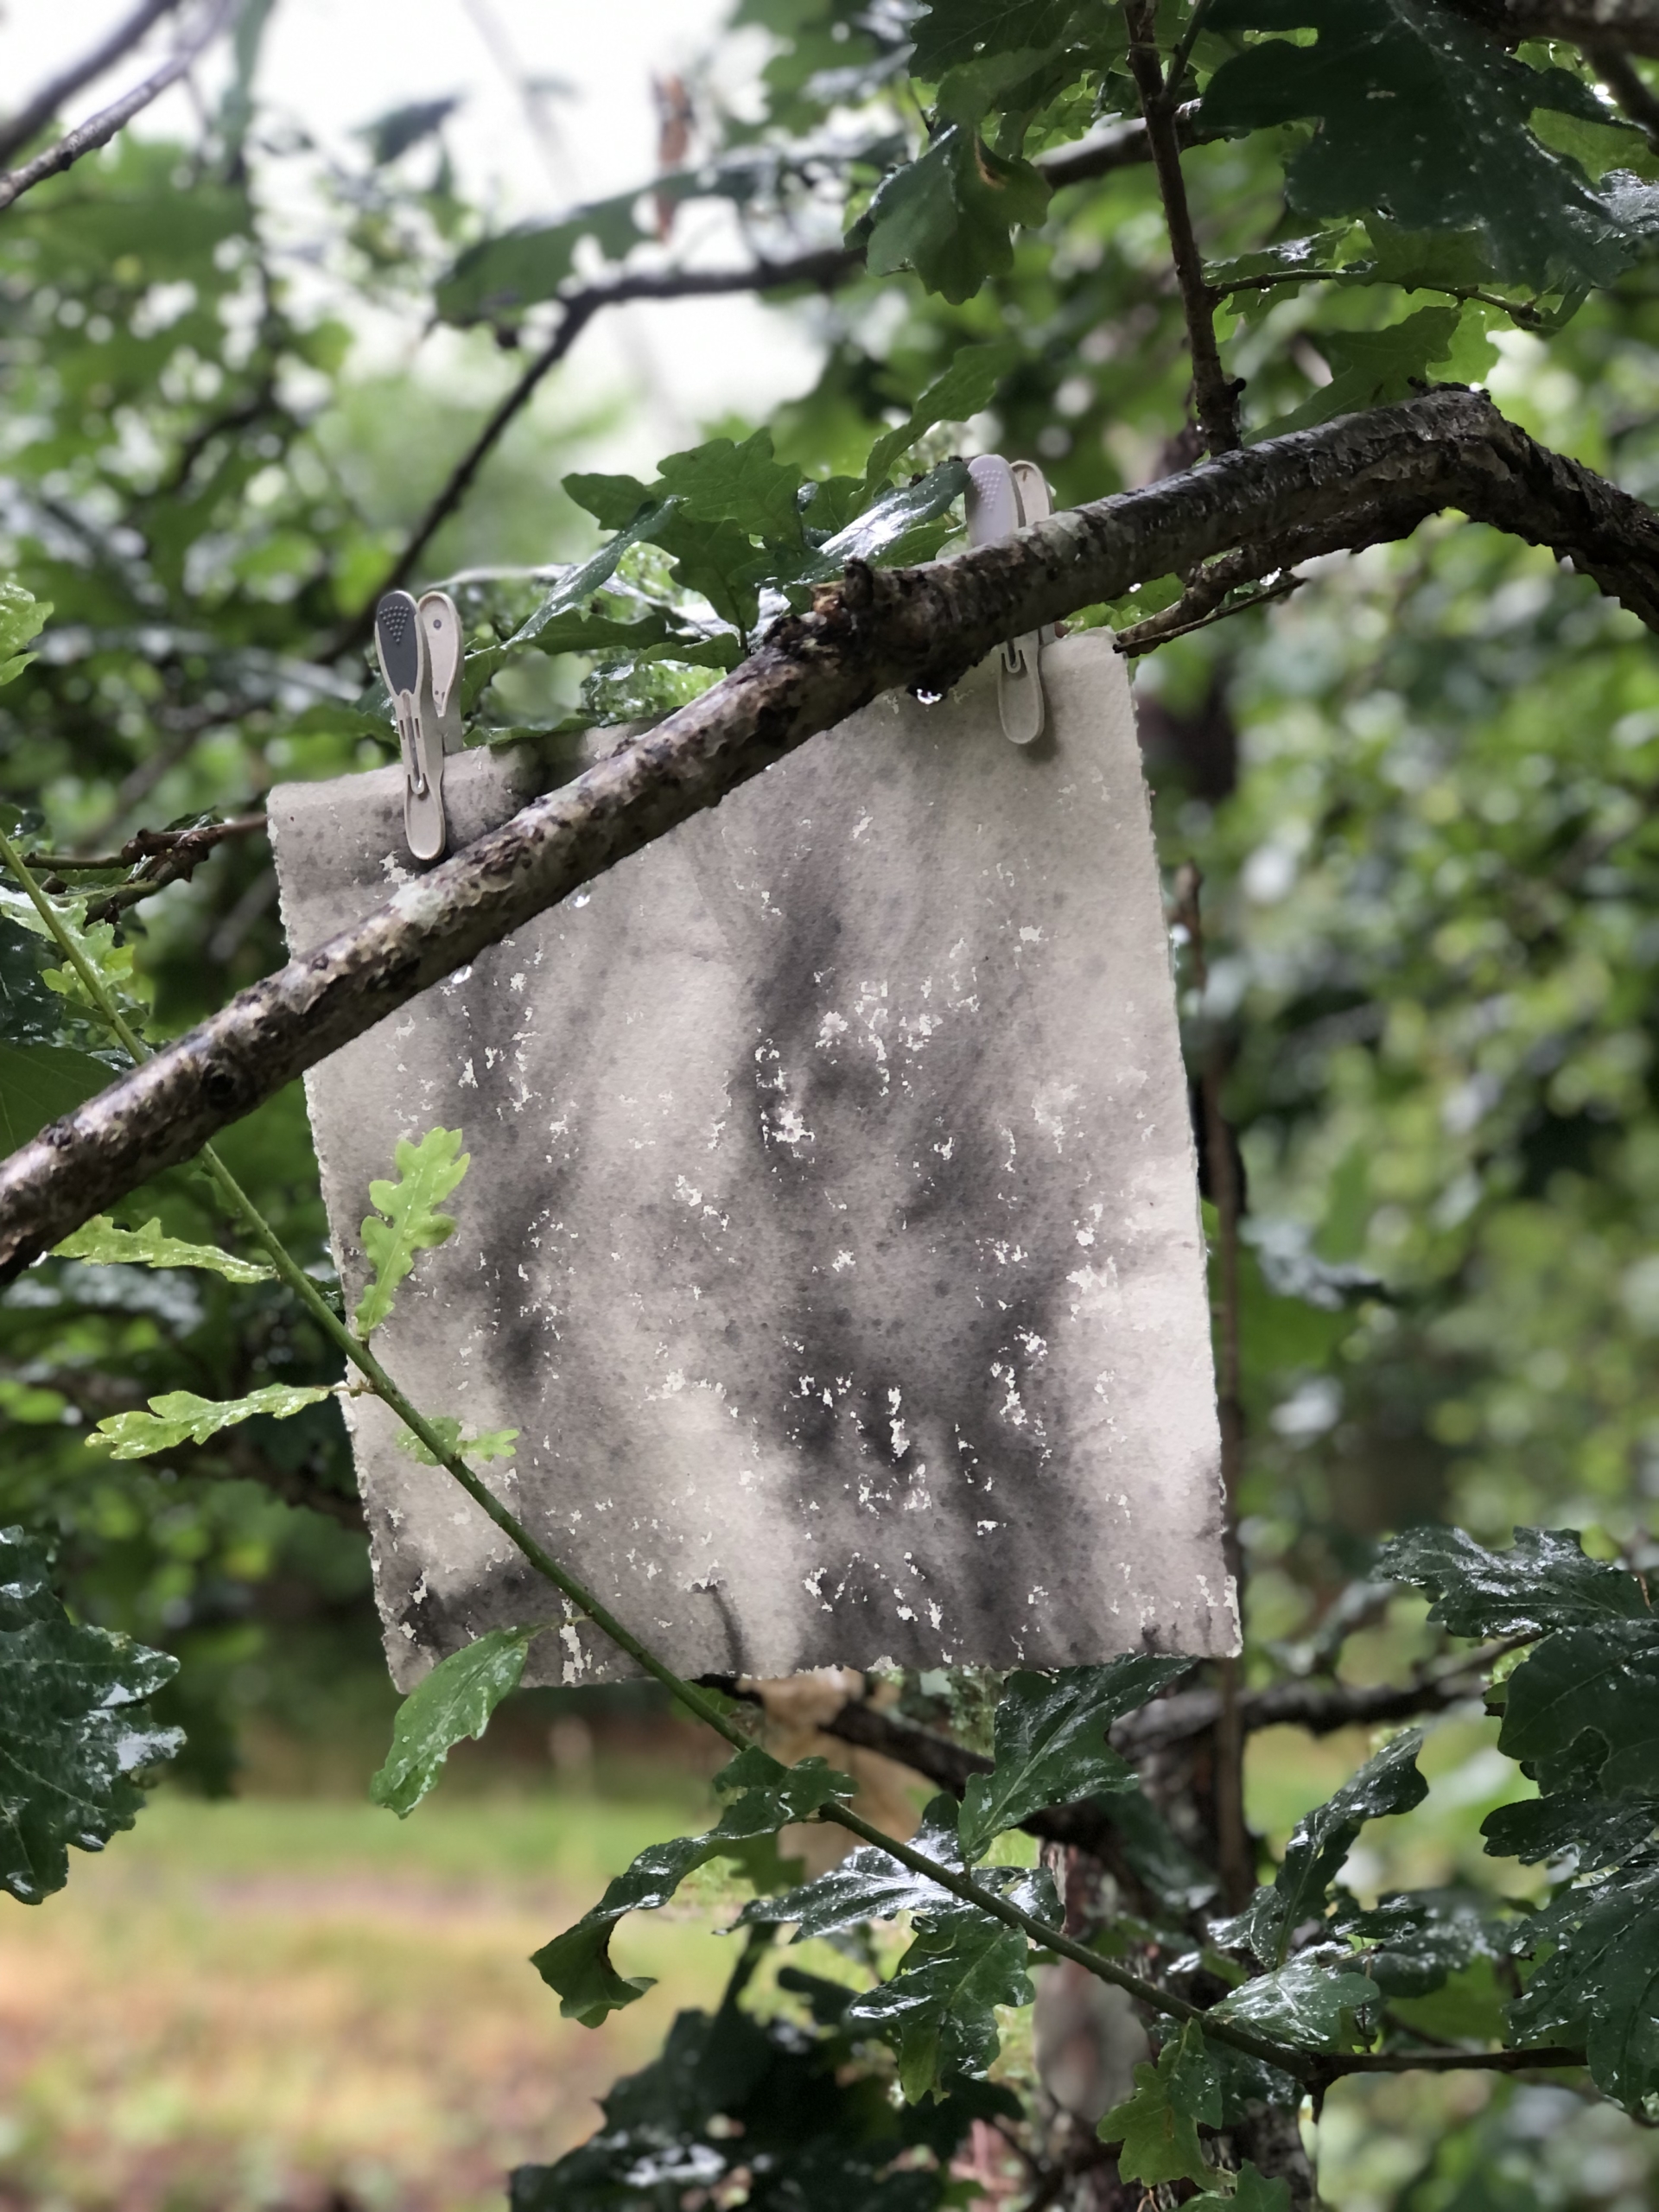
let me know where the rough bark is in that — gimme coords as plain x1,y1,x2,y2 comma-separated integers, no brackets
3,388,1659,1272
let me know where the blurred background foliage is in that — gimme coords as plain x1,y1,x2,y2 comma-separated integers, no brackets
6,0,1659,2206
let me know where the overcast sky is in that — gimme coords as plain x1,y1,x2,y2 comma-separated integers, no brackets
1,0,822,442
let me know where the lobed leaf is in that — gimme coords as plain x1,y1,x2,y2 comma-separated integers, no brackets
957,1655,1187,1863
738,1794,965,1938
371,1626,537,1816
1189,2165,1294,2212
857,124,1051,304
0,1524,181,1904
1378,1524,1650,1638
1220,1731,1427,1966
861,340,1016,495
1202,0,1659,291
842,1895,1040,2103
54,1214,275,1284
353,1125,470,1338
1212,1948,1382,2052
532,1749,855,2025
90,1382,334,1459
1497,1620,1659,1792
0,581,49,689
1098,2020,1223,2188
1508,1863,1659,2106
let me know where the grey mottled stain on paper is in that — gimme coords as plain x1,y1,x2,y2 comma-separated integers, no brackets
270,633,1236,1687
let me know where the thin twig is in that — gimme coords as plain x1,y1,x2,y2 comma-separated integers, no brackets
1116,572,1304,654
1217,265,1548,331
329,246,861,652
0,0,238,213
1125,0,1239,454
29,814,268,922
0,0,182,167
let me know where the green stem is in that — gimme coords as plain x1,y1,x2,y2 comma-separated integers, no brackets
0,826,1350,2085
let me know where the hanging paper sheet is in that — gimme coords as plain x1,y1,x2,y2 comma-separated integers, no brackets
270,631,1236,1686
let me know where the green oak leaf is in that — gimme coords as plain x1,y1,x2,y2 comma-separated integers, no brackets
858,124,1051,305
656,430,804,546
1379,1524,1651,1638
1203,0,1659,290
1497,1621,1659,1792
1189,2163,1294,2212
54,1214,275,1283
1212,1948,1382,2051
794,460,971,582
0,1524,181,1904
1508,1862,1659,2107
1483,1792,1659,1870
532,1749,855,2024
1220,1731,1427,1966
909,0,1082,77
842,1887,1048,2102
738,1794,965,1938
89,1382,335,1459
861,340,1017,495
1098,2020,1223,2187
353,1125,470,1338
957,1655,1188,1863
371,1626,537,1816
393,1414,519,1466
1257,306,1464,440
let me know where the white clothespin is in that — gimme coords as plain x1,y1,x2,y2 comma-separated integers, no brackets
966,455,1054,747
375,588,460,862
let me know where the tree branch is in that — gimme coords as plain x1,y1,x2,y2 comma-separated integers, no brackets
0,0,237,213
4,388,1659,1268
0,0,182,168
1124,2,1240,455
332,119,1173,635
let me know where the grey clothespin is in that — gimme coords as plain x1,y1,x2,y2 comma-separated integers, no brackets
966,455,1054,747
375,588,460,862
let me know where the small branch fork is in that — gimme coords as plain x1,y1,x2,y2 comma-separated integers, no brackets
1124,0,1240,456
7,385,1659,1268
330,112,1182,647
0,0,238,214
29,813,266,921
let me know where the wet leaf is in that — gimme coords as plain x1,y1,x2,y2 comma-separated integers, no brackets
1497,1621,1659,1791
0,1524,181,1904
1202,0,1659,289
1212,1948,1382,2051
957,1655,1187,1862
0,582,49,690
1220,1731,1426,1966
1189,2164,1294,2212
532,1749,855,2025
738,1795,965,1938
861,340,1017,494
1508,1862,1659,2105
843,1896,1041,2101
371,1626,537,1816
857,124,1051,304
1098,2020,1223,2188
1377,1524,1650,1638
